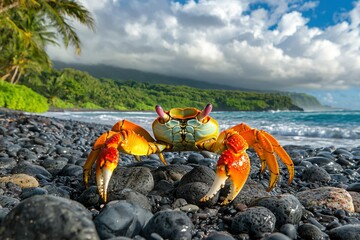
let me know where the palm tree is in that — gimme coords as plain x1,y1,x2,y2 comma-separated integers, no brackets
0,0,95,82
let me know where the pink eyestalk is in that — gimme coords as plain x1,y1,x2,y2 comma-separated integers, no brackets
155,105,170,122
198,103,213,121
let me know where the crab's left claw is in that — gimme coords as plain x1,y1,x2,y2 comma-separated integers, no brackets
96,147,119,202
201,133,251,205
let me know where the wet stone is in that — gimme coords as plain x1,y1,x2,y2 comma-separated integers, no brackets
279,223,297,239
142,210,193,240
77,186,101,207
264,233,292,240
0,196,20,209
205,231,235,240
297,223,326,240
175,181,218,206
0,195,99,240
20,187,48,200
108,188,152,211
58,164,83,177
346,182,360,192
152,165,193,183
329,224,360,240
231,206,276,238
94,200,153,239
41,157,68,175
11,161,52,178
108,166,154,195
178,165,215,186
187,153,204,163
231,179,271,205
251,194,303,228
301,165,331,183
0,157,16,170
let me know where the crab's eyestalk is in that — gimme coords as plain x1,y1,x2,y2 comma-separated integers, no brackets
155,105,170,123
197,103,213,121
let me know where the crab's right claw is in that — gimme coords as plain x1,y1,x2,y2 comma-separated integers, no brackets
96,147,119,202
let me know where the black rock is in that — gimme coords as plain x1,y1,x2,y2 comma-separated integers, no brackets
11,161,52,178
94,200,153,239
264,232,292,240
152,165,193,183
205,231,235,240
77,186,101,207
0,195,99,240
108,167,154,195
0,195,20,209
279,223,297,239
346,182,360,192
178,165,215,186
302,165,331,183
252,194,303,228
108,188,152,211
297,223,326,240
142,210,193,240
58,164,83,177
231,206,276,238
328,224,360,240
176,181,218,206
41,157,68,175
20,187,48,200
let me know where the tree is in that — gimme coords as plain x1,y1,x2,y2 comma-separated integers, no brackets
0,0,95,82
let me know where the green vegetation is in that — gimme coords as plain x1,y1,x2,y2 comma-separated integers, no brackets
23,68,303,111
0,81,48,112
0,0,95,83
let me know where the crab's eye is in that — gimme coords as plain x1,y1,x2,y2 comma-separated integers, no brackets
197,103,213,122
155,105,170,123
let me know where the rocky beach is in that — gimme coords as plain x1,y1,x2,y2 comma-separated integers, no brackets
1,109,360,240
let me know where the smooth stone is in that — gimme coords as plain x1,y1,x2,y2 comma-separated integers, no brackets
11,161,52,178
187,153,204,163
296,187,354,212
264,233,292,240
297,223,326,240
16,148,37,162
142,210,193,240
6,144,21,157
108,188,152,211
41,157,68,175
231,206,276,238
205,231,235,240
279,223,297,239
94,200,153,239
251,194,303,228
329,224,360,240
175,181,218,206
301,165,331,183
152,165,193,183
0,208,10,224
346,183,360,192
58,164,83,177
108,167,154,195
231,179,271,205
0,195,99,239
178,165,215,186
0,174,39,188
19,187,48,200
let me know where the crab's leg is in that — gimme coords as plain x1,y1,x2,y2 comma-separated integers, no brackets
84,127,169,202
200,130,250,205
231,123,294,188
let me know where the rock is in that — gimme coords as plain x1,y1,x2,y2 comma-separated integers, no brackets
142,210,193,240
0,196,20,209
0,195,99,240
20,187,48,200
264,233,292,240
58,164,83,177
346,182,360,192
297,223,326,240
94,200,153,239
252,194,303,228
108,167,154,195
296,187,354,212
349,191,360,213
175,181,218,206
41,157,68,175
279,223,297,239
231,179,271,205
0,157,16,169
328,224,360,240
205,231,235,240
108,188,152,211
152,165,193,183
231,206,276,238
11,161,52,178
301,165,331,183
178,165,215,186
77,186,101,207
187,153,204,163
0,174,39,188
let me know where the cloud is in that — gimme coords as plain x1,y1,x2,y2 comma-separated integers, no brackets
47,0,360,92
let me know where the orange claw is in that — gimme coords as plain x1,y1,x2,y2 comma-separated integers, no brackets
201,132,250,204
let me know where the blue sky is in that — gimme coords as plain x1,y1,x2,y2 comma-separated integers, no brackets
48,0,360,109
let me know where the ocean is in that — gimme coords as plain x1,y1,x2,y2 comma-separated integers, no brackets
39,110,360,148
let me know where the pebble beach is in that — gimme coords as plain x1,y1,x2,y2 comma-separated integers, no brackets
1,109,360,240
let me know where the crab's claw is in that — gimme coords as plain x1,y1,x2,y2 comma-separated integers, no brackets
201,133,251,205
96,147,119,202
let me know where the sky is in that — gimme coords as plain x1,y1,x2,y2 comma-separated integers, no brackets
47,0,360,110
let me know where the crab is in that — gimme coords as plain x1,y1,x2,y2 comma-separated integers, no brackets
83,103,294,204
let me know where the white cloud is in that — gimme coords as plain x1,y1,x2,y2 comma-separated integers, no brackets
47,0,360,92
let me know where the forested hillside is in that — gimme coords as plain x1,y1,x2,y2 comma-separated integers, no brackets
23,68,303,111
